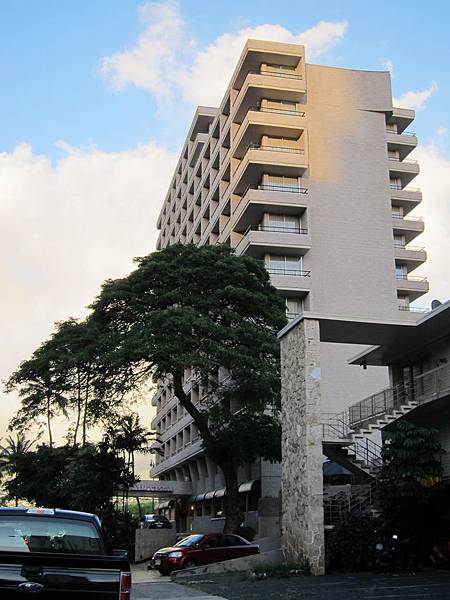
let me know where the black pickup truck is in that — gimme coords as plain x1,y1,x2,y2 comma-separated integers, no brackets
0,507,131,598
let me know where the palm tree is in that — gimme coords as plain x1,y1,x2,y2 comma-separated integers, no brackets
0,434,34,506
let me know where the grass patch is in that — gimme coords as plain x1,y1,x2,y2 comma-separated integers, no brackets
248,561,310,579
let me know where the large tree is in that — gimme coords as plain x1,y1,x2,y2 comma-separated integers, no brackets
91,243,286,532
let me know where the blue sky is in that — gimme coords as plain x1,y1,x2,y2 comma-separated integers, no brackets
1,0,449,160
1,1,450,448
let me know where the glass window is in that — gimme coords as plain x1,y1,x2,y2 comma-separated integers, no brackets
176,534,204,547
0,516,105,555
223,534,247,546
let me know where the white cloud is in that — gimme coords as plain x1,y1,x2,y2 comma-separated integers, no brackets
99,0,188,102
409,142,450,307
382,58,394,75
393,80,438,111
437,127,448,139
99,0,348,107
0,140,175,440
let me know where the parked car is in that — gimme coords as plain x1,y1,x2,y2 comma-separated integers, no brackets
143,514,172,529
0,507,131,598
151,532,260,575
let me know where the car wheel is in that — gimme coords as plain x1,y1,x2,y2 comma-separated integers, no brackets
158,569,171,576
184,559,196,569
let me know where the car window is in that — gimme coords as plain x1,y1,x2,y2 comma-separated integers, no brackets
175,534,204,547
205,535,223,548
223,534,246,546
0,516,105,555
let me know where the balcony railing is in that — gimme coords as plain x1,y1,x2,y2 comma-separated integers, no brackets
395,274,428,282
249,105,306,117
386,128,416,136
254,183,308,194
247,69,303,81
394,243,425,251
286,311,301,320
247,143,305,154
398,305,428,313
388,157,419,164
389,183,421,192
245,224,308,235
268,267,311,277
392,214,423,222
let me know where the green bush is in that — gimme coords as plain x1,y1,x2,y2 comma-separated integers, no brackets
238,525,256,541
102,509,139,559
326,511,377,572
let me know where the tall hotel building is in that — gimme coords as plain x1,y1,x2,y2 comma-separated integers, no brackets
150,40,427,533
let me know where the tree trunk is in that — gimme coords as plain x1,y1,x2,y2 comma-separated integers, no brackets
73,368,82,446
173,373,243,533
82,369,91,446
46,396,53,448
220,460,243,533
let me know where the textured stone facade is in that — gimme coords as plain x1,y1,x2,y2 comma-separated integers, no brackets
281,318,325,575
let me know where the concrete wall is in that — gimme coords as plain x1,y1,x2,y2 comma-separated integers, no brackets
135,529,177,562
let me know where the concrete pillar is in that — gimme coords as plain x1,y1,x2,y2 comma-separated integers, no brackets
281,318,325,575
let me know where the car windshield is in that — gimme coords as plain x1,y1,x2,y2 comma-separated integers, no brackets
0,516,105,555
175,534,204,547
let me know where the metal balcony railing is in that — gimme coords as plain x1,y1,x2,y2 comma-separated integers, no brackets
247,69,303,81
394,243,425,252
389,183,421,192
398,305,428,313
249,105,306,117
255,183,308,194
268,267,311,277
392,214,423,222
386,128,416,136
286,311,301,320
247,143,305,154
245,224,308,235
388,157,419,164
395,274,428,282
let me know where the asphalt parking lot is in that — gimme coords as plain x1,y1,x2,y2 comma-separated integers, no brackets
178,570,450,599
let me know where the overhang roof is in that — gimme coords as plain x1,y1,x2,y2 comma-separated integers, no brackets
278,300,450,367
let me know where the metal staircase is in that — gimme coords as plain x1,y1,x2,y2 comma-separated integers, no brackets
322,363,450,480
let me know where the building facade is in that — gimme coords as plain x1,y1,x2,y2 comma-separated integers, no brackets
149,39,427,534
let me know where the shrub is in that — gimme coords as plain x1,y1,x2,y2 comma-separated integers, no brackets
326,511,377,572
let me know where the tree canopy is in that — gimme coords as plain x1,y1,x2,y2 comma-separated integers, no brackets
91,243,286,531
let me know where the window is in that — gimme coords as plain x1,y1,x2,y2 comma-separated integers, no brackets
286,298,303,318
395,265,407,279
268,255,303,274
223,534,247,547
267,213,302,232
394,235,405,248
265,175,299,191
398,295,410,309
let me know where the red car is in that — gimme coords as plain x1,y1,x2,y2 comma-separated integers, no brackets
152,533,260,575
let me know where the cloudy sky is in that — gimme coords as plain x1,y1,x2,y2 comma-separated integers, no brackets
1,1,450,467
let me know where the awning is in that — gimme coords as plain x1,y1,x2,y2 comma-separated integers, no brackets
238,480,260,493
323,461,351,477
194,493,206,502
187,495,196,503
204,491,215,500
157,499,175,510
214,488,226,499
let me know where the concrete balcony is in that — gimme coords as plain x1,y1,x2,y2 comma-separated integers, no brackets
150,439,203,477
394,244,427,269
396,275,429,301
386,130,417,160
388,107,415,134
388,157,420,186
232,185,308,233
390,185,422,214
233,71,306,123
235,225,311,258
233,108,306,157
392,214,424,243
232,145,308,194
268,268,312,295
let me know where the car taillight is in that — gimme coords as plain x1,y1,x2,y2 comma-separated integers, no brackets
119,571,131,599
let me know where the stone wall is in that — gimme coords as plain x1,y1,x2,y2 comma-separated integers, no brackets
281,318,325,575
135,528,177,562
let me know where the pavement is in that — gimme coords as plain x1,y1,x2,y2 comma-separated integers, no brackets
131,561,227,599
